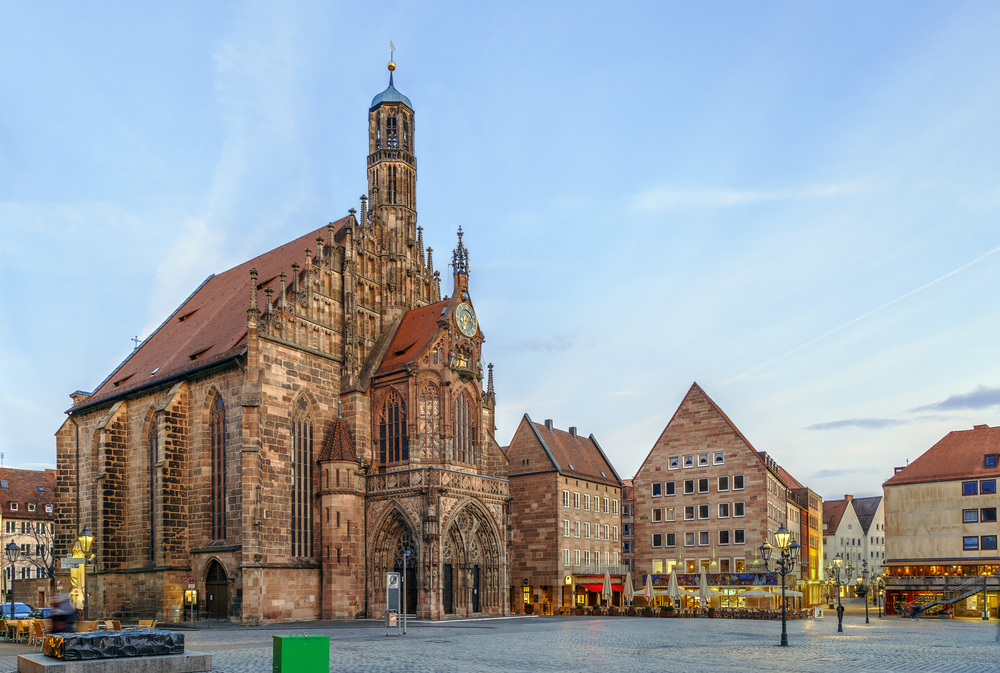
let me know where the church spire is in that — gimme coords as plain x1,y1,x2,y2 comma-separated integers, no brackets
452,227,469,276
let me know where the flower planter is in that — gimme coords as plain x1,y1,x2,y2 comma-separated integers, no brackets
575,608,586,616
626,608,638,616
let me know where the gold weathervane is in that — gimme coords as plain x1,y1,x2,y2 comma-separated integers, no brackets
388,41,396,72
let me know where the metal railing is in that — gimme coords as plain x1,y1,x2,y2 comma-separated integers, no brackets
572,564,630,576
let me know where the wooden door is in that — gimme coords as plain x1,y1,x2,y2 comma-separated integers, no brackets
205,561,228,619
443,564,454,614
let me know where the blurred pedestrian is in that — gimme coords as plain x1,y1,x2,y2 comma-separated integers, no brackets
49,595,77,633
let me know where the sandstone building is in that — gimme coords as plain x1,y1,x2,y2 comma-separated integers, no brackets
0,468,56,608
506,416,624,613
622,478,634,574
54,62,510,623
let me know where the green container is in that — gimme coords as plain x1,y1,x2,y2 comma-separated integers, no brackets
273,634,330,673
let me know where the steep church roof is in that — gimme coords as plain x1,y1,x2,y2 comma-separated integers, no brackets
371,83,412,110
80,218,349,408
375,299,449,377
320,417,358,463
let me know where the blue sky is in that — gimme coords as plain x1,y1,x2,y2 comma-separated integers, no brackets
3,1,1000,500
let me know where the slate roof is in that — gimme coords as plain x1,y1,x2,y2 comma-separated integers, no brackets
852,496,882,534
320,417,357,463
375,300,448,377
883,424,1000,487
371,83,413,110
525,416,622,488
0,468,56,521
822,500,849,534
80,218,350,408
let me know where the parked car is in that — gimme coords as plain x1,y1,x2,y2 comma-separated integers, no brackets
1,602,33,619
28,608,55,619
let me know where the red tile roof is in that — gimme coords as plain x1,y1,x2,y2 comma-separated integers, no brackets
778,466,805,491
623,478,634,503
0,468,56,521
375,300,449,377
320,417,357,463
884,424,1000,487
84,219,349,405
822,500,849,533
528,418,622,488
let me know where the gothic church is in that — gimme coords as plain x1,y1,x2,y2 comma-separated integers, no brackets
54,61,511,623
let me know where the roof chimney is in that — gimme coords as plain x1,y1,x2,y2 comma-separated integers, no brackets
544,419,553,431
845,494,853,502
975,424,989,429
569,427,577,438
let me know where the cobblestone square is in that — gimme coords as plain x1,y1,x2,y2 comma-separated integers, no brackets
5,602,995,673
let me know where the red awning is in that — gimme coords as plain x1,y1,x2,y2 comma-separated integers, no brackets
578,584,624,592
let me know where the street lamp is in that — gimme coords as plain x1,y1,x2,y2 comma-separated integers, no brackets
826,553,856,633
855,560,870,624
77,526,95,621
759,525,799,647
5,541,21,620
874,571,886,618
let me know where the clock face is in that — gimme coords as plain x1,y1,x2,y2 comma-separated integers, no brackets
455,303,478,337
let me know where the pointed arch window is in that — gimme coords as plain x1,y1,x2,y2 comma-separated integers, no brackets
379,389,409,465
418,385,441,459
387,114,398,148
375,112,381,149
403,118,409,151
210,396,226,542
291,398,314,557
453,392,476,464
147,419,157,562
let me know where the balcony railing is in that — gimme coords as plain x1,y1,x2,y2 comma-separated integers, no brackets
572,564,630,576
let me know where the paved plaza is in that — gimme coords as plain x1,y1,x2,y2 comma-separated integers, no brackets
2,603,999,672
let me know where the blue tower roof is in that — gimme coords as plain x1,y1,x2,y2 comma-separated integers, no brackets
370,82,412,110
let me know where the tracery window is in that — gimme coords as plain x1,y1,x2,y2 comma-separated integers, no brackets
403,117,409,151
387,114,398,148
418,385,440,459
291,398,314,557
375,112,381,149
379,389,409,464
210,396,226,542
452,391,476,464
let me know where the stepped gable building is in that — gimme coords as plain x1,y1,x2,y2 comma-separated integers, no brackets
0,468,56,608
883,424,1000,617
54,61,510,624
633,383,795,598
506,416,624,613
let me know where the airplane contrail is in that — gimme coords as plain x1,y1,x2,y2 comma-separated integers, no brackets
720,242,1000,387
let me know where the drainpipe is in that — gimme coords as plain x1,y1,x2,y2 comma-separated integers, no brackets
70,415,80,539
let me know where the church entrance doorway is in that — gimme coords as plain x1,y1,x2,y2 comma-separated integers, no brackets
391,564,417,615
205,561,228,619
443,564,454,614
472,565,481,612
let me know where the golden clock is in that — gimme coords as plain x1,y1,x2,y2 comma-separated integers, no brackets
455,303,478,337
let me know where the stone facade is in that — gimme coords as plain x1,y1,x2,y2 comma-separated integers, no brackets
54,64,509,623
0,468,56,609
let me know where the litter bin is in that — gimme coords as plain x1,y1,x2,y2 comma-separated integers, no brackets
273,634,330,673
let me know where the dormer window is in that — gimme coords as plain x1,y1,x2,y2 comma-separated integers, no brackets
986,454,999,469
27,504,35,512
9,503,17,511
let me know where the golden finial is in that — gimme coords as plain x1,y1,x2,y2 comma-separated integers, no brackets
388,41,396,72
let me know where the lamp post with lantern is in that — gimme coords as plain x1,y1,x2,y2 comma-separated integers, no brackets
759,524,800,647
855,560,871,624
5,541,21,621
77,526,95,621
827,553,855,633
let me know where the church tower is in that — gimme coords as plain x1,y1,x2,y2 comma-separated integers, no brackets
359,54,434,328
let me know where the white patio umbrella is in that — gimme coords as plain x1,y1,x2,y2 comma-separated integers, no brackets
602,569,613,606
667,569,680,605
734,587,774,609
624,572,635,605
698,571,721,608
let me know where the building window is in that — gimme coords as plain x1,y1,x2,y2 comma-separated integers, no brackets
684,506,695,521
574,492,581,509
665,507,675,522
584,494,591,511
652,483,662,497
574,549,581,565
380,389,409,464
963,481,979,496
613,552,619,565
603,497,610,513
683,455,694,468
734,475,745,490
584,523,591,539
623,541,630,553
964,509,979,523
45,505,52,513
418,385,441,459
669,457,679,470
612,499,619,515
563,490,570,508
719,530,730,545
734,529,746,544
652,533,663,548
574,521,581,538
613,526,619,541
983,536,998,551
684,480,695,495
594,521,602,539
714,452,725,465
210,395,226,542
666,533,676,547
719,503,730,518
584,551,591,565
563,519,570,537
983,508,998,522
698,504,710,520
684,532,695,546
291,400,314,558
9,503,16,511
698,454,709,467
664,482,675,496
699,531,710,546
982,480,997,494
563,549,570,566
718,476,729,492
964,536,980,551
604,524,610,541
452,391,475,463
652,508,663,523
986,454,999,468
27,503,35,512
698,478,709,493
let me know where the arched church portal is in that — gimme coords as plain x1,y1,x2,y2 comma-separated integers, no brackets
371,509,418,615
442,504,503,615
